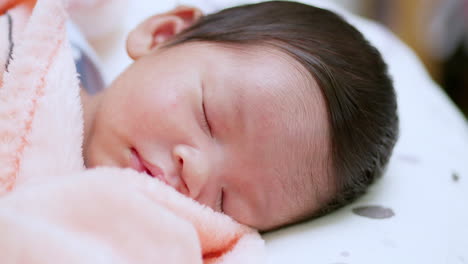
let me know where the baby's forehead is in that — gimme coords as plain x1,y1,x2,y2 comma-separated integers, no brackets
212,44,317,106
224,47,331,224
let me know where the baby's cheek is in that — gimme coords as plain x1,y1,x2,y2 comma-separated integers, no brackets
152,89,184,112
136,92,187,135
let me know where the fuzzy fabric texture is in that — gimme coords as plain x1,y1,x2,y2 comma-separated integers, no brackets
0,0,265,263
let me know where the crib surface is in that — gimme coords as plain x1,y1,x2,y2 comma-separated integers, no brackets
93,1,468,263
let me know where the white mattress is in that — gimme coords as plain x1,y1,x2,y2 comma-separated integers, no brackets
90,1,468,263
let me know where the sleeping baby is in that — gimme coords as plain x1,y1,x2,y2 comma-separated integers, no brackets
77,1,399,231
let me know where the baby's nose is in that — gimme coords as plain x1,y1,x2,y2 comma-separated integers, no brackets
172,144,211,200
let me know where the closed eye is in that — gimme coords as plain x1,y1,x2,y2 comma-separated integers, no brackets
216,188,224,213
201,83,212,136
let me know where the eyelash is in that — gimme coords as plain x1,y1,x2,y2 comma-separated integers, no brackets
217,188,224,213
201,88,212,136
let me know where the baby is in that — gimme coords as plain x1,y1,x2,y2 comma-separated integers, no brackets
80,1,398,231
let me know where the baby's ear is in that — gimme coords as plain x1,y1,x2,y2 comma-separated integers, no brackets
126,6,203,60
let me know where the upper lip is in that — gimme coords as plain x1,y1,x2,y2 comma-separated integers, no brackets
130,148,166,184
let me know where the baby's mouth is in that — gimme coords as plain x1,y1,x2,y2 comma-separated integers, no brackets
129,148,166,183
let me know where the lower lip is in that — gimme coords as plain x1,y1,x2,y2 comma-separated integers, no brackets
140,159,166,183
129,148,166,183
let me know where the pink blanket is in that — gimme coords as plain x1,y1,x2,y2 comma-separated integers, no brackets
0,0,265,263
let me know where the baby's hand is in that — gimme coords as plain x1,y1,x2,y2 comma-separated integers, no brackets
0,168,201,264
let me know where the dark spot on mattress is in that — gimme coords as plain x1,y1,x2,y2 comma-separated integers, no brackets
458,256,466,263
452,172,460,182
352,205,395,219
340,251,350,257
397,154,420,164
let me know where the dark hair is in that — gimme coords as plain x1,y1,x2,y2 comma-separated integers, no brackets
166,1,398,219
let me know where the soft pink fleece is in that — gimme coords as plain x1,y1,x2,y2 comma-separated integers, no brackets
0,0,265,263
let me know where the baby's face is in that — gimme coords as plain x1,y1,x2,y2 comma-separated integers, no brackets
83,42,332,230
